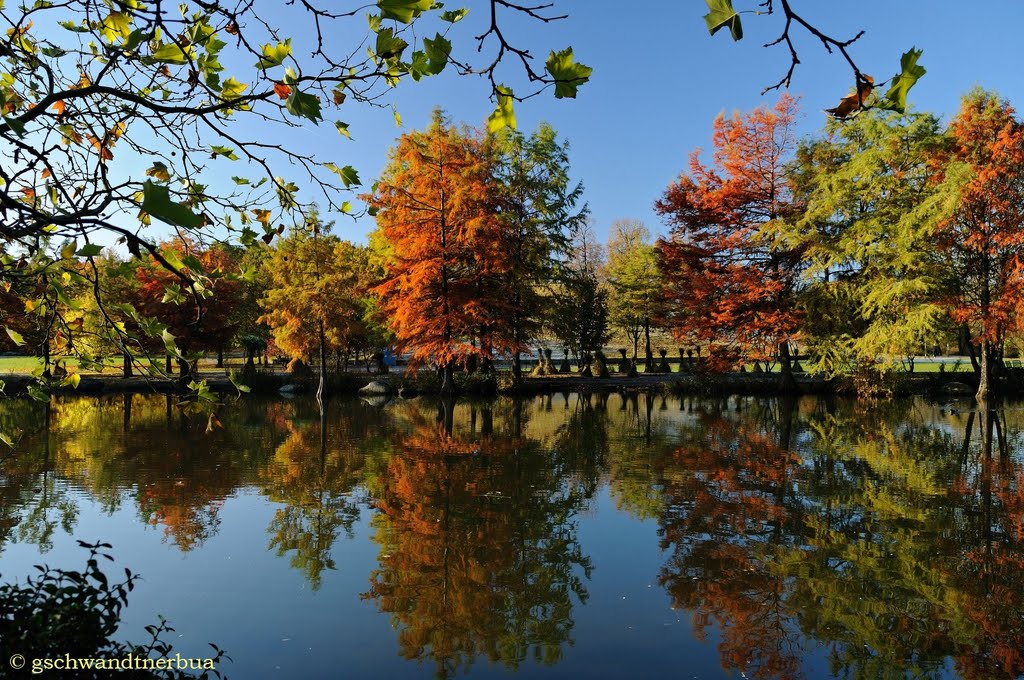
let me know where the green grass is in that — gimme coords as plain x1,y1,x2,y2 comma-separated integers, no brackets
0,355,267,376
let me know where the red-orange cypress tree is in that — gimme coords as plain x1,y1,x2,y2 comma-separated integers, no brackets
365,111,510,393
654,95,804,388
932,90,1024,399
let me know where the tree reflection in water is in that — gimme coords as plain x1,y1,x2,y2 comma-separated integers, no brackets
361,396,594,678
2,393,1024,678
644,397,1024,679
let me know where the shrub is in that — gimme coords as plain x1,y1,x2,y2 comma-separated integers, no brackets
0,541,228,678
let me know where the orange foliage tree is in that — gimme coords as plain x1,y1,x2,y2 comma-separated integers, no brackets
932,90,1024,398
365,111,512,393
654,95,804,387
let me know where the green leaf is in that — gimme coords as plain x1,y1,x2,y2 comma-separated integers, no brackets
487,85,516,133
545,48,592,99
210,145,239,160
76,244,104,257
0,432,12,448
162,328,178,355
228,373,251,393
5,327,25,346
27,385,48,403
374,27,408,60
423,33,451,75
377,0,432,23
150,42,192,64
256,39,292,69
123,28,147,52
99,12,132,44
324,163,360,187
879,48,926,114
335,121,352,139
220,76,248,100
59,20,91,33
285,90,324,123
440,8,468,23
141,180,201,229
61,372,81,389
3,116,26,138
232,176,251,185
703,0,742,41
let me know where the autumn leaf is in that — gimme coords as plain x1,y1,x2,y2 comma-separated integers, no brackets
51,100,66,115
87,135,114,160
253,209,272,226
145,162,172,181
273,82,292,99
825,75,874,119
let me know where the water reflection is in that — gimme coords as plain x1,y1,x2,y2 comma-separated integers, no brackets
1,393,1023,678
362,398,593,677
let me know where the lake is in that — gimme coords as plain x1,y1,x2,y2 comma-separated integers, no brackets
1,392,1021,679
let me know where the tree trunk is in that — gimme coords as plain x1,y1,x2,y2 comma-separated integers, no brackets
643,321,653,373
959,325,980,372
977,339,993,400
42,340,51,378
216,346,224,368
122,349,133,378
317,319,327,405
777,341,798,394
440,360,455,395
165,354,172,374
512,352,522,387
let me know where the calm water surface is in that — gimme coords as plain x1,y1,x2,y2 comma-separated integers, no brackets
1,392,1022,679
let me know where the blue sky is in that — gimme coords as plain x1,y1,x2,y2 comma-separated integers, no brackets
313,1,1024,246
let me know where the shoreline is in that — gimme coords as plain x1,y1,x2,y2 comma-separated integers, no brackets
0,369,988,400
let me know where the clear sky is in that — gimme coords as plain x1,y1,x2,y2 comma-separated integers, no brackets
308,1,1024,246
58,1,1022,250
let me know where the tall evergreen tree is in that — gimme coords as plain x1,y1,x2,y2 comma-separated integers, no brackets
491,124,588,386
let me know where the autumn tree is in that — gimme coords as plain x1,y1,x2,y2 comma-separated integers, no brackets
930,90,1024,399
258,216,367,377
363,400,592,677
0,0,591,392
655,95,804,389
605,219,662,370
130,239,244,377
366,111,508,394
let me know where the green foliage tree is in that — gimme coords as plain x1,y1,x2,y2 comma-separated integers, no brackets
767,109,949,378
550,223,609,367
491,123,587,385
605,219,661,370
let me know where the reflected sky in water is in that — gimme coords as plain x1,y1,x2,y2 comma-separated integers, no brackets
1,392,1021,679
